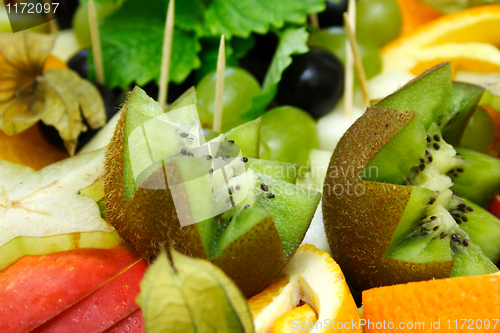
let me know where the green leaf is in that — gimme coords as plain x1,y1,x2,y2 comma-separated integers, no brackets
175,0,210,37
242,27,309,120
137,247,254,333
89,0,201,89
204,0,325,38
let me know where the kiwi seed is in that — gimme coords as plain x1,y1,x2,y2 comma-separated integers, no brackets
433,143,440,150
463,239,469,246
266,193,275,199
433,134,440,141
180,132,189,138
261,184,269,191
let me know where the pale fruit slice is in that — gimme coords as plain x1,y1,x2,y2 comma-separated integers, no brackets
382,5,500,74
272,304,316,333
248,244,361,333
0,149,120,271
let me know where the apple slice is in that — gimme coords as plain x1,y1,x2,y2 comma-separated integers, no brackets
104,309,145,333
0,246,141,333
33,257,148,333
0,149,121,271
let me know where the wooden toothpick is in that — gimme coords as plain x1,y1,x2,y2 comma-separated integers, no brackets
42,0,59,33
213,35,225,133
343,0,356,119
158,0,175,109
88,0,105,84
344,12,370,106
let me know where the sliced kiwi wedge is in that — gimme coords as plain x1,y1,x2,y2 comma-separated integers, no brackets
104,86,320,297
323,62,500,291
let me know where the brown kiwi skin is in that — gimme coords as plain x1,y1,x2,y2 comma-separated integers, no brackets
213,215,287,298
103,96,288,297
322,107,453,291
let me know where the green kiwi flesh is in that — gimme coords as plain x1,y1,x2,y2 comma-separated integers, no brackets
441,82,485,146
375,62,452,130
450,147,500,208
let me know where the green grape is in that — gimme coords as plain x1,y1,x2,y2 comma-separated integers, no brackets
308,27,382,82
260,106,319,175
461,106,496,153
356,0,402,47
196,67,261,133
73,1,123,47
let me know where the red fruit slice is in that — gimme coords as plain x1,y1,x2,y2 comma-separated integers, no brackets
490,194,500,219
104,309,145,333
32,258,148,333
0,246,140,333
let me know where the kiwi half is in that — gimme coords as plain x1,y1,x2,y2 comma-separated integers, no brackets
323,63,500,290
104,86,320,296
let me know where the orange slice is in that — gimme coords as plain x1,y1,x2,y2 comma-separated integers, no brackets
248,244,361,333
393,0,442,36
382,5,500,75
363,273,500,333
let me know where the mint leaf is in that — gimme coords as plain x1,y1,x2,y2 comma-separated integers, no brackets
242,27,309,120
89,0,201,89
175,0,209,37
204,0,325,38
137,248,254,333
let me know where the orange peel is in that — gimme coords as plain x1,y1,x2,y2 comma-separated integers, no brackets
363,273,500,333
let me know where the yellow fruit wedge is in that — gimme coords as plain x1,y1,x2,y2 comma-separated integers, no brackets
382,5,500,75
272,304,317,333
248,244,361,333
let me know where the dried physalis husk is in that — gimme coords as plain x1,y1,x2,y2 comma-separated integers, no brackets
0,32,106,155
0,32,54,135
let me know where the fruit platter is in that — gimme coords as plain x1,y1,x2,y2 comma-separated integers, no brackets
2,0,500,332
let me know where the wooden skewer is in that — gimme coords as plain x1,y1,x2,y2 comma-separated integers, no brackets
343,12,370,106
158,0,175,109
42,0,59,33
343,0,356,119
213,35,225,133
309,13,319,29
88,0,105,85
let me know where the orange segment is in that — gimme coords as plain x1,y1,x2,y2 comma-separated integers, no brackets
382,5,500,74
248,244,361,333
272,304,317,333
43,54,68,71
393,0,442,36
0,125,69,170
362,273,500,333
